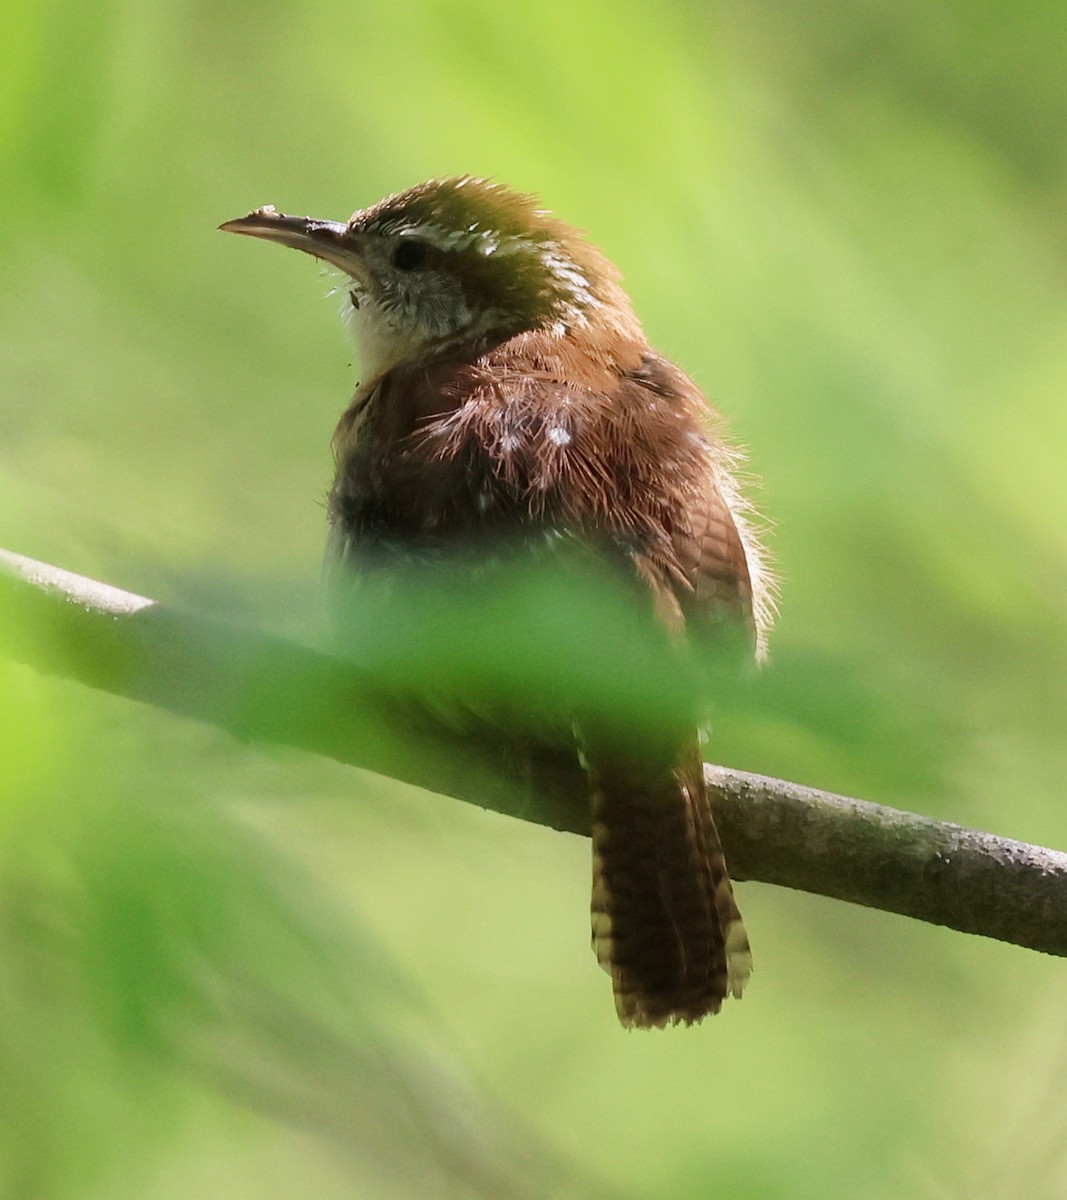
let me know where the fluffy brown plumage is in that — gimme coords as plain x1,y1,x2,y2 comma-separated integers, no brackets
222,177,774,1027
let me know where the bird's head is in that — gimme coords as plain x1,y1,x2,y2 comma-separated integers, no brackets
221,176,639,381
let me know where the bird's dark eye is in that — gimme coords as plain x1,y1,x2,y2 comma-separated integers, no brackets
392,239,429,271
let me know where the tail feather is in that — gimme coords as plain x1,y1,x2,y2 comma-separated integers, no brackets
589,749,749,1028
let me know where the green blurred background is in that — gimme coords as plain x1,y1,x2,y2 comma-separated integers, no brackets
3,1,1067,1196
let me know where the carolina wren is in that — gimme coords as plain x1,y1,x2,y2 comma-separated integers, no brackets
221,177,774,1028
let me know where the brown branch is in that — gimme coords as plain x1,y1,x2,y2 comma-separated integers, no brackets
2,548,1065,958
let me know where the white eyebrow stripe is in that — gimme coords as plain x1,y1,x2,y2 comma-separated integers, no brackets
382,220,541,259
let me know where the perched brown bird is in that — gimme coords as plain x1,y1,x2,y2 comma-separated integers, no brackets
221,178,774,1028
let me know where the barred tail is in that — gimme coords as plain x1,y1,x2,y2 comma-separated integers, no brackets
589,749,751,1028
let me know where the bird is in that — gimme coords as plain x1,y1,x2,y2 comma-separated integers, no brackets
220,176,775,1028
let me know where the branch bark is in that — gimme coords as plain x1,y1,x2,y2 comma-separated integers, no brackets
2,548,1065,958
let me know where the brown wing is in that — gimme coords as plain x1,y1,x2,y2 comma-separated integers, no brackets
663,473,761,662
607,350,763,658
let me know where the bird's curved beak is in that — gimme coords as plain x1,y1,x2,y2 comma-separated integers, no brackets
219,207,364,277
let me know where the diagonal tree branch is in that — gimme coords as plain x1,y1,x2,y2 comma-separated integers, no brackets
1,547,1065,958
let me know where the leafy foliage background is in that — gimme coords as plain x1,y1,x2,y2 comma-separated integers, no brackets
2,1,1067,1196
